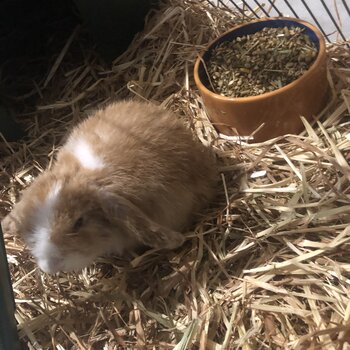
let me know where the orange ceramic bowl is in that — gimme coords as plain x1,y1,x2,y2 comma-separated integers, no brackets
194,17,329,142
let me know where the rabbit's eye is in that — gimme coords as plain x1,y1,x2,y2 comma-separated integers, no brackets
73,217,84,232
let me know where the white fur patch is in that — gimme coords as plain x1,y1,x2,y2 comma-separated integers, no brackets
70,138,104,170
29,182,63,273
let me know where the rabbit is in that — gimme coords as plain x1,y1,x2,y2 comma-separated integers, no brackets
1,100,217,274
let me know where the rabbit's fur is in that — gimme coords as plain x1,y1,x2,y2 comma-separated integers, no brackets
1,101,217,273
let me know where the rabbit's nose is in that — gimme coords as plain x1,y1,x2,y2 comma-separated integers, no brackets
38,257,63,274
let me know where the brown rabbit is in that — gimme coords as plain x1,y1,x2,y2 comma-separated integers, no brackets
1,100,217,273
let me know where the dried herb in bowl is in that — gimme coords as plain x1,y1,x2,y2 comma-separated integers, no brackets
207,26,318,98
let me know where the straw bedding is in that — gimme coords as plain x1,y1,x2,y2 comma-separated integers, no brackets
1,1,350,349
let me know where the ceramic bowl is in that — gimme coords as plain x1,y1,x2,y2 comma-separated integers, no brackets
194,17,329,142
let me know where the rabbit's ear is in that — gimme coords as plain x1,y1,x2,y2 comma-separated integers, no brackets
97,191,185,249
